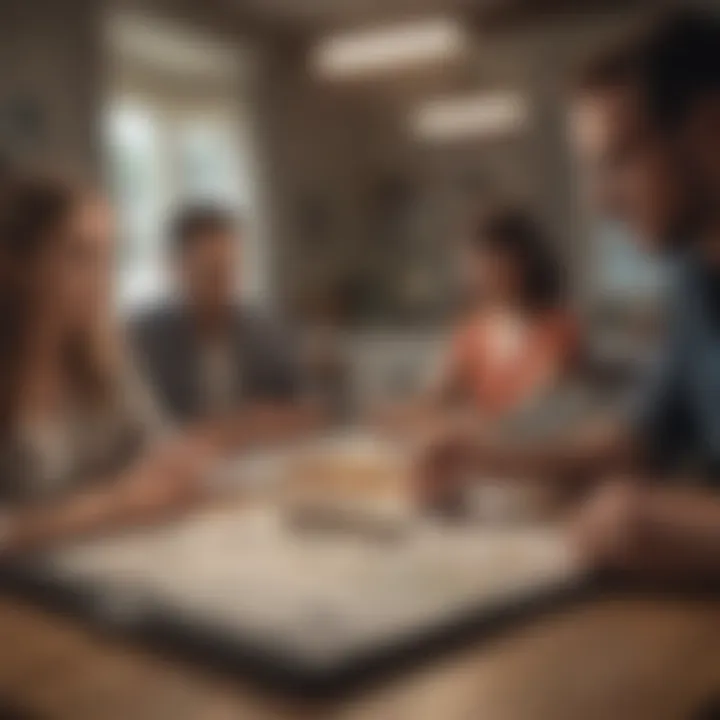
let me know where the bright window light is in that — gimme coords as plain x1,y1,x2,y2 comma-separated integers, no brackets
412,92,528,141
312,18,467,79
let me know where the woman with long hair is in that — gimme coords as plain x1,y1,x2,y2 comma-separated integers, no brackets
0,174,206,553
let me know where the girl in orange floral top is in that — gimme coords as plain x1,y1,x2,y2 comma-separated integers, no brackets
436,207,580,419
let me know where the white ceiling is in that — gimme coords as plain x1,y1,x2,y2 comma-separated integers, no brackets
230,0,492,33
109,12,252,80
228,0,646,35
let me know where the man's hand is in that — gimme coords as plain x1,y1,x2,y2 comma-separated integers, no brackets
412,415,485,511
570,478,720,581
570,479,647,571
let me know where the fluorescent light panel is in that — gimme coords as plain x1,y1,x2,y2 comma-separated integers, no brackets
412,92,527,141
312,18,467,79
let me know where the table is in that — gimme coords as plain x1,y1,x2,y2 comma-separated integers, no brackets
0,592,718,720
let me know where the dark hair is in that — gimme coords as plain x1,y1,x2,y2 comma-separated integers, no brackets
640,8,720,133
169,203,239,255
575,40,641,95
470,207,565,312
577,8,720,133
0,174,116,433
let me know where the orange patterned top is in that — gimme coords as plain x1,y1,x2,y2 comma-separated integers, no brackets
448,309,579,416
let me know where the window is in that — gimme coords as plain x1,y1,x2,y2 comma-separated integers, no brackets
107,98,260,310
105,15,263,310
107,102,166,307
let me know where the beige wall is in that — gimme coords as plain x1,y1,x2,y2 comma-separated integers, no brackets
0,1,653,315
262,8,653,318
0,0,105,178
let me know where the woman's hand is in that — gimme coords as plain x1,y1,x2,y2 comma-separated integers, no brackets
118,435,216,518
0,436,218,558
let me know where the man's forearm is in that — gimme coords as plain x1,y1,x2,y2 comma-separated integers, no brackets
467,425,639,482
576,481,720,580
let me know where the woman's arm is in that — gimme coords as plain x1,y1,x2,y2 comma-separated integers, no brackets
188,401,329,454
0,437,211,555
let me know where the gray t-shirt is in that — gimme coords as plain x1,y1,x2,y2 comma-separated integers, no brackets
0,364,165,505
131,304,303,424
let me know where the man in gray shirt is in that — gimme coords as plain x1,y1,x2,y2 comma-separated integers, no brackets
131,205,303,426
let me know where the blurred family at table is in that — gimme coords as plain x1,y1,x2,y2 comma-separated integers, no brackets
0,6,720,583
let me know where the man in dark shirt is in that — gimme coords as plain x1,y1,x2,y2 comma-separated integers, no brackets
131,205,319,444
573,9,720,494
419,8,720,579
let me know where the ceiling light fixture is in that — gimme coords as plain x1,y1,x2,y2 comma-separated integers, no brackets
312,18,467,79
411,92,527,141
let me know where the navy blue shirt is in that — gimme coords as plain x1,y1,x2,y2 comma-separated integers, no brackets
636,253,720,481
